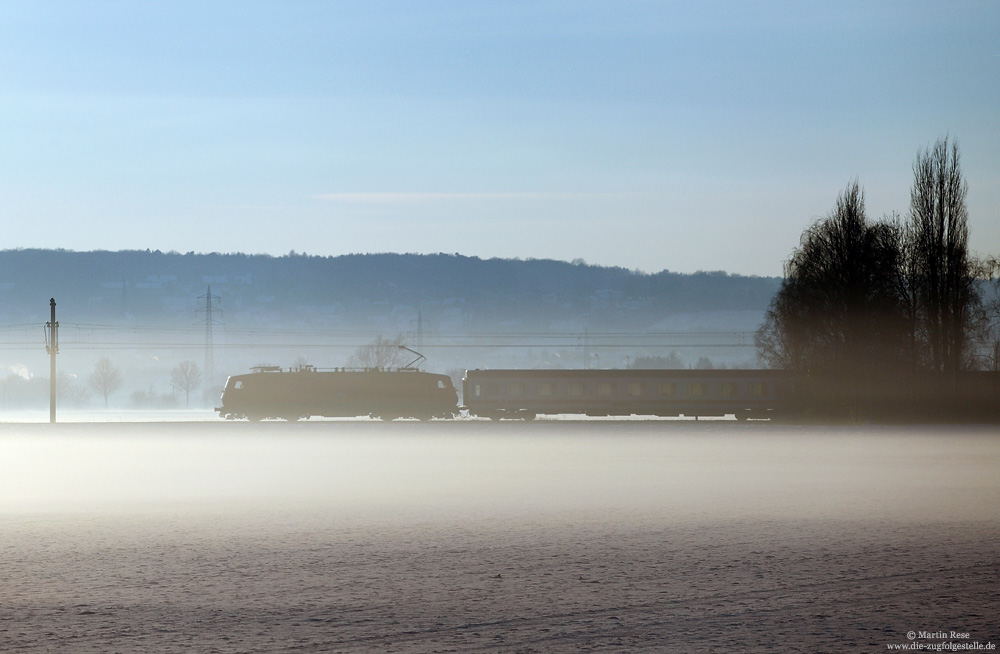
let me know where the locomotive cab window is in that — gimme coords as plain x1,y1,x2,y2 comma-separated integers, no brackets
473,384,482,397
438,380,446,389
234,381,244,389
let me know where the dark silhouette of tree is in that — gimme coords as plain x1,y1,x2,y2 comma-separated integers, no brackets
171,360,203,408
978,255,1000,371
88,357,123,409
349,334,407,369
908,137,980,374
756,181,910,411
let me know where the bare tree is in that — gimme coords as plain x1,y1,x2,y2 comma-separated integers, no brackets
88,357,123,409
171,360,203,408
56,371,88,408
628,351,684,369
349,334,406,369
908,136,980,374
756,181,909,379
978,255,1000,371
755,299,799,371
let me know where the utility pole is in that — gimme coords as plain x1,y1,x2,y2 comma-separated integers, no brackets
44,298,58,423
417,308,423,352
198,286,221,386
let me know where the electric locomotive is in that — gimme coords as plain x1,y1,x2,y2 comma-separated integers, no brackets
216,365,458,421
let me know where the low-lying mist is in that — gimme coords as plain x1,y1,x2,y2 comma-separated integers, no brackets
1,422,997,527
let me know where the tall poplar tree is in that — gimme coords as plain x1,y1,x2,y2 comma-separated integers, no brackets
908,137,978,374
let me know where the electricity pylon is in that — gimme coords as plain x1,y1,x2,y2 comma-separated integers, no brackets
197,287,221,387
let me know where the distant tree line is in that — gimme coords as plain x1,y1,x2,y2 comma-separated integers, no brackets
627,352,746,370
756,137,993,418
0,248,779,330
1,358,204,411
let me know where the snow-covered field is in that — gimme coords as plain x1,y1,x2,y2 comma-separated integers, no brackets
1,421,997,652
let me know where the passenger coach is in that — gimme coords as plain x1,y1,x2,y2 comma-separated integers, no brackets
462,369,788,420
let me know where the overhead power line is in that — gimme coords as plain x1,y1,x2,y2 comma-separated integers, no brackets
0,325,757,351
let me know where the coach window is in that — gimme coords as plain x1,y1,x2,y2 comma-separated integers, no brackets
658,382,676,397
627,382,642,397
537,382,554,397
721,382,737,397
508,382,524,397
690,382,706,397
569,382,585,396
597,382,613,397
750,382,764,397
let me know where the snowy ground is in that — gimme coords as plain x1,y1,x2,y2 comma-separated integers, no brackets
1,421,997,652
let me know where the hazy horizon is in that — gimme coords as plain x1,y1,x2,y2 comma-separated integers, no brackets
0,245,785,277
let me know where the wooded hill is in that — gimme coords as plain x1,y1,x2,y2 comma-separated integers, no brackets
0,249,779,332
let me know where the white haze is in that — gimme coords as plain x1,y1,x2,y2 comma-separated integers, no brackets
1,422,997,527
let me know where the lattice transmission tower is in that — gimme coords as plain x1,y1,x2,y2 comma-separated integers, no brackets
197,286,222,386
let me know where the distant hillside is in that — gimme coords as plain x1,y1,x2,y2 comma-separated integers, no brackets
0,250,781,408
0,249,780,331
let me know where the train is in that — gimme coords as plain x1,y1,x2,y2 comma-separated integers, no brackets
462,368,787,420
215,365,458,421
216,364,1000,422
215,365,789,421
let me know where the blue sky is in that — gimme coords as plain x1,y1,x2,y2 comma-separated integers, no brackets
1,1,997,276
